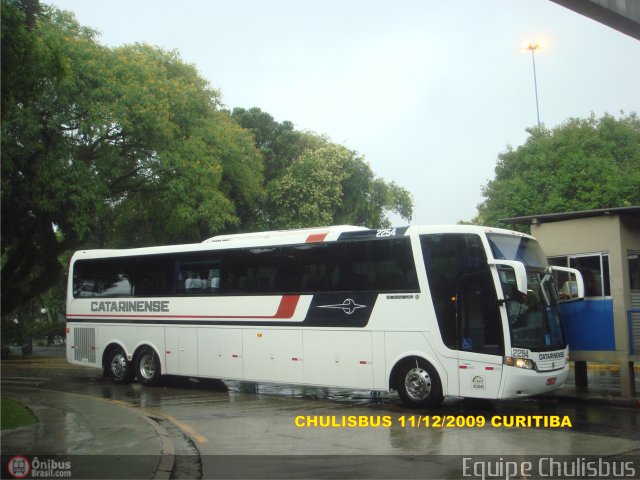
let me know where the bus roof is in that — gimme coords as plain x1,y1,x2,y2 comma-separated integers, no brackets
71,224,534,261
203,225,367,243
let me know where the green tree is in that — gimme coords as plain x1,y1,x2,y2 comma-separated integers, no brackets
475,113,640,227
231,107,413,229
231,107,323,180
334,157,413,228
267,145,350,228
266,144,413,229
1,3,262,314
1,0,70,316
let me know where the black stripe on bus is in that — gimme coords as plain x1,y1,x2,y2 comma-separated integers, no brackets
337,227,409,241
68,293,380,328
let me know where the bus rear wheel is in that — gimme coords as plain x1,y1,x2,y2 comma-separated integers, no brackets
135,347,162,386
107,346,133,384
397,359,443,408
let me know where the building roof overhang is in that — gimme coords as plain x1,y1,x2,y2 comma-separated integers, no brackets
500,206,640,226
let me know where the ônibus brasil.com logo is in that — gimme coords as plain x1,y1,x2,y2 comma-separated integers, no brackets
6,456,72,479
6,456,30,479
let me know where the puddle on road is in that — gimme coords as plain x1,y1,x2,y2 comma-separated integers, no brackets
223,380,399,405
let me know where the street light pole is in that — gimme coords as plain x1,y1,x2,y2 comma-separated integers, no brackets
526,43,542,128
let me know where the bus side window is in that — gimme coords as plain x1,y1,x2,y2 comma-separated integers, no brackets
285,243,344,293
208,269,220,292
185,270,205,291
176,256,222,295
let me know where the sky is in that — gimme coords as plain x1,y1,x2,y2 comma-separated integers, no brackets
47,0,640,225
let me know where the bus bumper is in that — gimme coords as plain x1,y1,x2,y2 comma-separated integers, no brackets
500,364,569,398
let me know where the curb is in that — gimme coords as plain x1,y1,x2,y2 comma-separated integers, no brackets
107,399,176,479
139,414,175,480
1,386,177,480
539,392,640,409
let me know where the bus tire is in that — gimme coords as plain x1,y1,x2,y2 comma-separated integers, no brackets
135,346,162,386
396,358,443,409
107,346,133,384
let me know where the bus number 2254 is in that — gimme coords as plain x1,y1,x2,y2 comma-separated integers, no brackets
376,228,397,238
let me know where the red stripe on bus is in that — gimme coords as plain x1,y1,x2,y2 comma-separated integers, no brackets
273,295,300,318
305,233,327,243
67,295,301,320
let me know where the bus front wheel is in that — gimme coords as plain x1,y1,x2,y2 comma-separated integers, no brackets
107,346,133,384
396,359,443,409
135,346,162,386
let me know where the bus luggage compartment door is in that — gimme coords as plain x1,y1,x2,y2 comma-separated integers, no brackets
165,327,198,376
242,329,304,384
303,330,374,389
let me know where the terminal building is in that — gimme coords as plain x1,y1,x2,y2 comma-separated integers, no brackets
502,206,640,396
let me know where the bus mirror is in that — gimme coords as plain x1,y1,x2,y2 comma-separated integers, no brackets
489,260,528,295
550,266,585,300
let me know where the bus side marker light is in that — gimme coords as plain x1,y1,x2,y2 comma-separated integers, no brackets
257,333,263,337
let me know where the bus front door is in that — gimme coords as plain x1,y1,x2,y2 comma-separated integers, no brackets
456,269,504,399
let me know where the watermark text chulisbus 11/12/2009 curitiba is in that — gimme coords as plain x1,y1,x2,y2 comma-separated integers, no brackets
293,415,574,429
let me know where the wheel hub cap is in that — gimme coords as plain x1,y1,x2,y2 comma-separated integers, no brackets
111,354,127,378
139,354,155,379
405,367,432,401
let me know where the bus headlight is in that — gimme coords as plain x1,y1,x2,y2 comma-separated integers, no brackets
504,356,535,370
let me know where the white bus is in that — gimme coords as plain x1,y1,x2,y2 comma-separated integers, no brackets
66,225,583,408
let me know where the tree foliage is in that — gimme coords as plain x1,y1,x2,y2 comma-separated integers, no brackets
267,145,350,227
232,107,413,230
475,113,640,227
1,1,413,320
1,1,262,314
230,107,323,181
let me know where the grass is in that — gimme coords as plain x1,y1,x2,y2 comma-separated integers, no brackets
1,397,38,430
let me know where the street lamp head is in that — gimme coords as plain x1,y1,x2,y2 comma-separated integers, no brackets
523,40,545,52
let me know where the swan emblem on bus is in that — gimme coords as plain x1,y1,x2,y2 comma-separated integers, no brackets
317,298,367,315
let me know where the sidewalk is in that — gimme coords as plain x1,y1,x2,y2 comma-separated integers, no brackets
1,386,174,479
541,363,640,408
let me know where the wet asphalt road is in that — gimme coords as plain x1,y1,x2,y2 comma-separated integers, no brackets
2,351,639,479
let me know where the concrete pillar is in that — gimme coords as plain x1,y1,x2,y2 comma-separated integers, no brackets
574,361,588,388
620,361,636,396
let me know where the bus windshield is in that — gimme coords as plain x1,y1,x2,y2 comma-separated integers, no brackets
487,233,548,268
498,266,566,352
